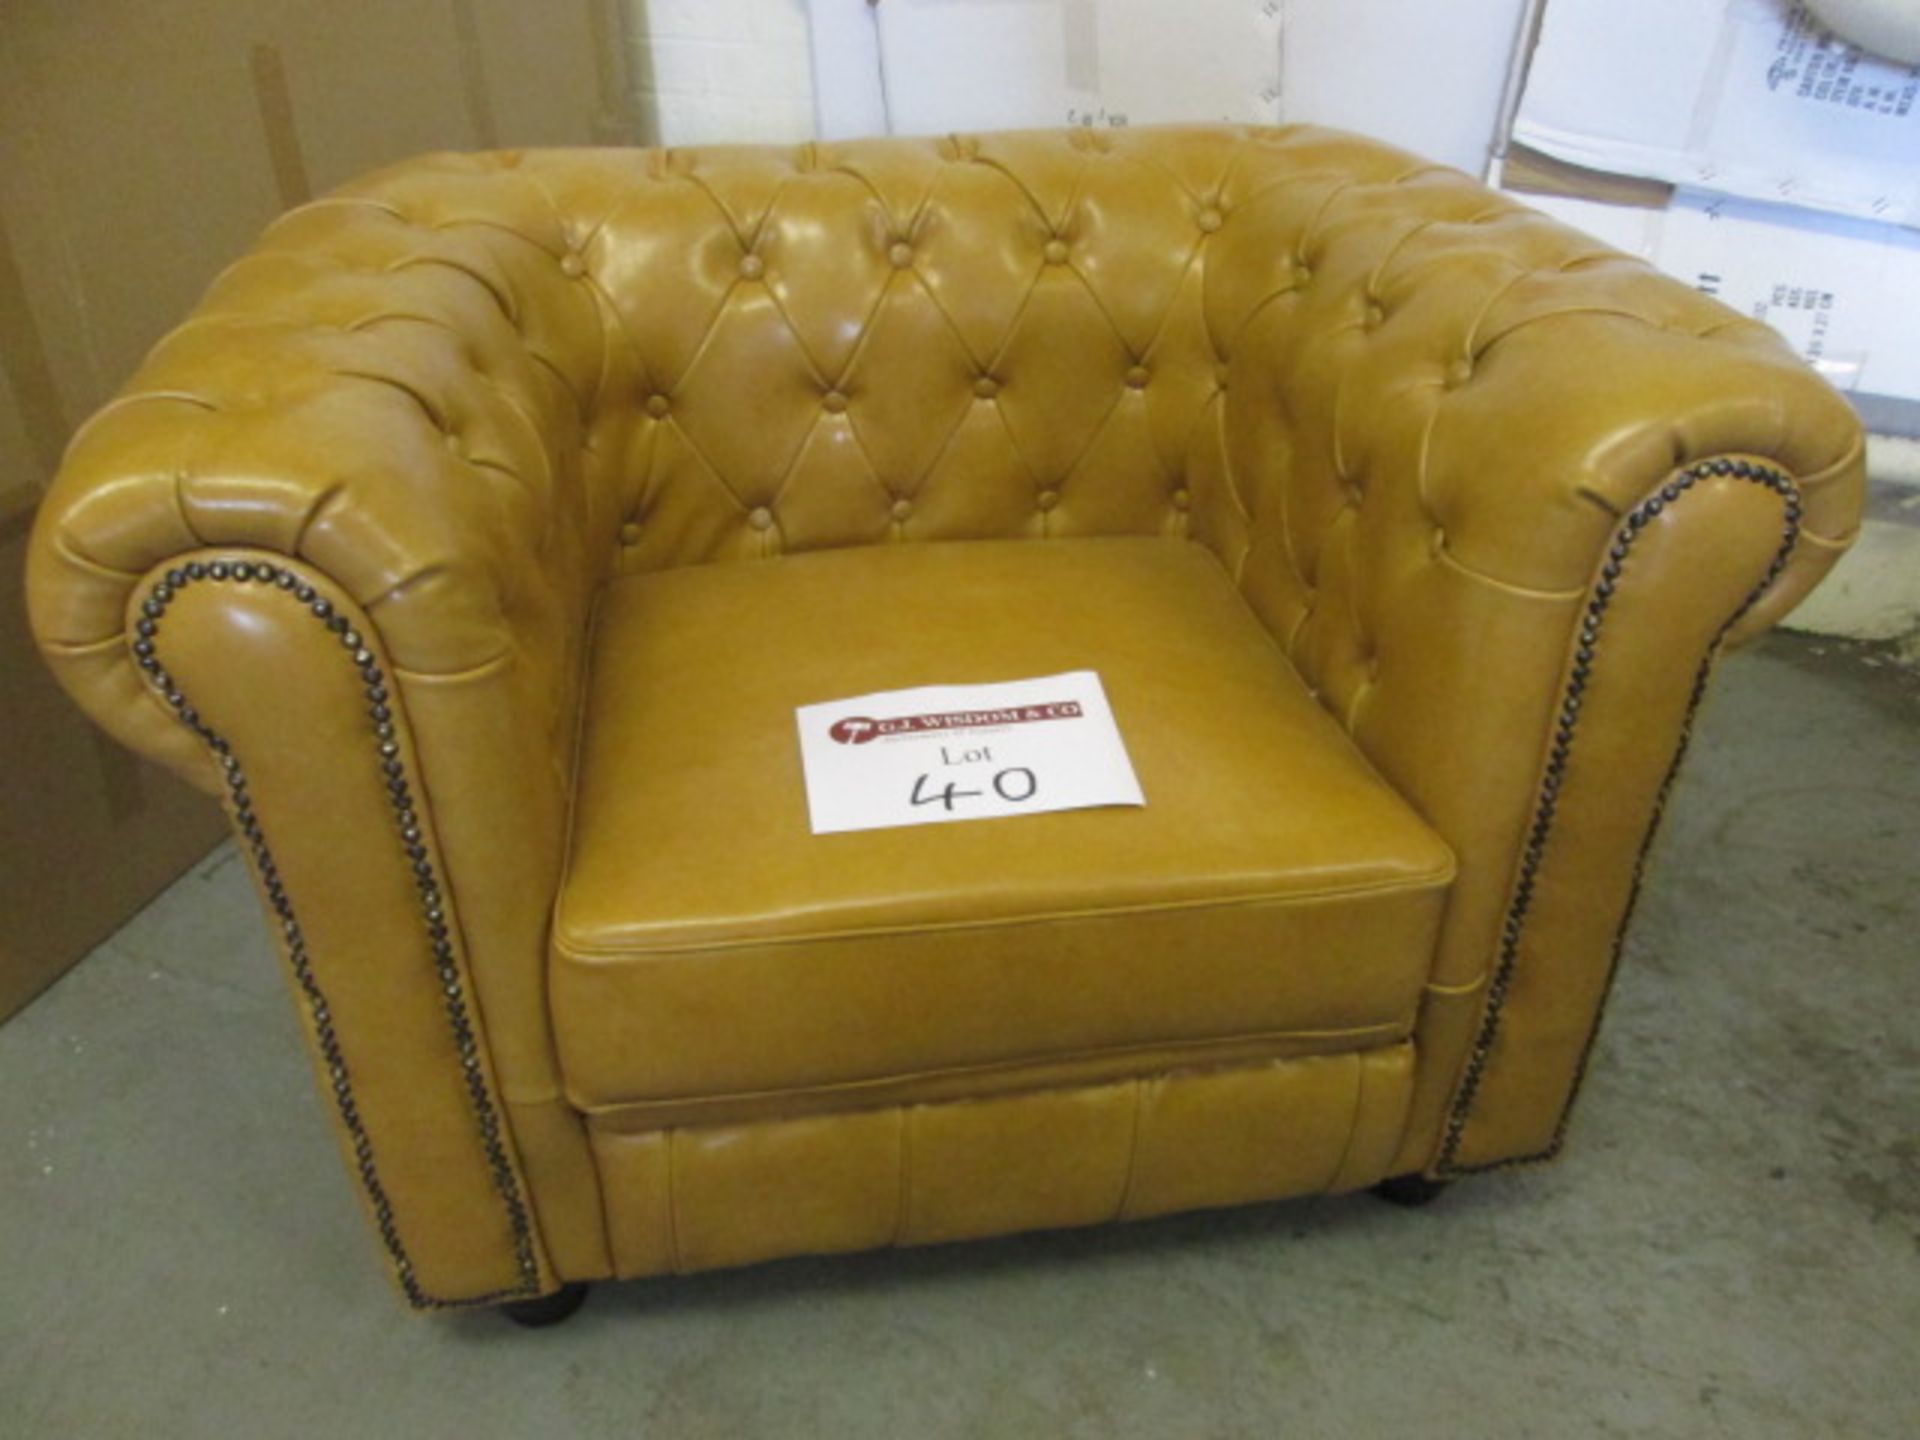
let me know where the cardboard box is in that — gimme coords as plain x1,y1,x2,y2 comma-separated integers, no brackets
1277,0,1534,178
0,0,639,1021
810,0,1534,177
1514,0,1920,228
1498,4,1920,429
862,0,1284,135
1,490,229,1021
1501,169,1920,415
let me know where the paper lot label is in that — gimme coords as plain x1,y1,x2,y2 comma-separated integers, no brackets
795,671,1144,835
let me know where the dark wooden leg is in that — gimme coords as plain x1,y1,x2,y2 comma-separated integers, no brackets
500,1282,590,1328
1372,1174,1451,1208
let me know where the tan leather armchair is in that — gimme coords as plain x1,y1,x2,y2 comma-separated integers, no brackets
27,127,1864,1322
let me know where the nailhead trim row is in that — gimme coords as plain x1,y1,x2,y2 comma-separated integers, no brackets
1435,457,1803,1176
133,560,541,1308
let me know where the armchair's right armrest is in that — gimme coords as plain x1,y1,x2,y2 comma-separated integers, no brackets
1201,130,1865,1175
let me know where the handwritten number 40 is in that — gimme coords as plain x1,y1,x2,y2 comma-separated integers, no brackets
910,768,1038,811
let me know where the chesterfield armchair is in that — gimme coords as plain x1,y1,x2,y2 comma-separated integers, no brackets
28,127,1863,1322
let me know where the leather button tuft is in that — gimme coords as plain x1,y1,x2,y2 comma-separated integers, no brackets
1043,239,1069,265
1125,365,1150,390
1197,208,1224,233
1445,359,1473,389
738,254,765,280
1364,303,1385,329
890,497,913,522
560,252,585,278
443,432,465,456
748,507,774,531
619,522,642,546
973,375,1001,399
888,242,914,269
822,390,849,414
644,394,671,419
1171,488,1192,511
1035,489,1060,512
1215,363,1231,390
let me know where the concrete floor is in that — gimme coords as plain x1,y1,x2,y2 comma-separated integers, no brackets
2,633,1915,1439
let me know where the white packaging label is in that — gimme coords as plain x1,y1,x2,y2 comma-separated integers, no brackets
1508,181,1920,401
795,671,1145,835
1515,0,1920,226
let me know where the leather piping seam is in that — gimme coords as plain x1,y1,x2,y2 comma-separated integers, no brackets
574,1020,1413,1127
1433,457,1803,1177
1325,1055,1368,1193
1113,1078,1147,1221
554,869,1453,960
130,558,543,1309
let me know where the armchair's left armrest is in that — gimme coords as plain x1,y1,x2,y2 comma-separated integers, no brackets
27,156,619,1305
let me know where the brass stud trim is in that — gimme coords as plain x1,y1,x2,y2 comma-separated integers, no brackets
1435,458,1803,1177
133,559,542,1309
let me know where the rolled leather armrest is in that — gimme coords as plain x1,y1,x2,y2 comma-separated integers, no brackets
26,163,621,1304
1198,132,1865,1172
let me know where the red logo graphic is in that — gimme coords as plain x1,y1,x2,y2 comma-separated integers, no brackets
829,716,882,745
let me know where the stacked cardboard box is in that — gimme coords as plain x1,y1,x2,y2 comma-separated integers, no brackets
0,0,638,1019
1500,0,1920,434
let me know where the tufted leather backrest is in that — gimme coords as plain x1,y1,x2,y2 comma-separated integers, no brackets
325,125,1856,680
547,127,1283,571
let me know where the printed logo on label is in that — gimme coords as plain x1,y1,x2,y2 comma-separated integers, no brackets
826,700,1084,745
828,716,882,745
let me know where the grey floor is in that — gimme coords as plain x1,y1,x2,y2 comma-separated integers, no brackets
3,633,1915,1439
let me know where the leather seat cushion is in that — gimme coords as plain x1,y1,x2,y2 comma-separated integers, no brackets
552,537,1454,1114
